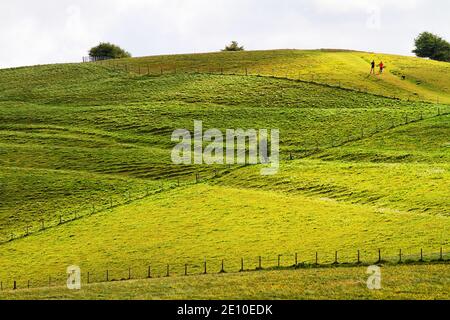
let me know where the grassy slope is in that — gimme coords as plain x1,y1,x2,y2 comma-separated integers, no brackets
213,115,450,216
2,65,447,238
0,50,449,299
0,184,448,289
314,115,450,163
0,167,160,235
214,161,450,216
1,263,449,300
111,49,450,103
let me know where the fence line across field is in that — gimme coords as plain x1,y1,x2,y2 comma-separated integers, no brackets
1,247,449,292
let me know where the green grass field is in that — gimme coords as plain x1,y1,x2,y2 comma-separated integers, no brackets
0,49,449,299
2,264,449,300
0,182,448,288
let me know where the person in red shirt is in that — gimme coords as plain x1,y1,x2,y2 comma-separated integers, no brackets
378,61,384,74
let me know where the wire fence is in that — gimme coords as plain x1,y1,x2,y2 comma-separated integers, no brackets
1,248,449,292
82,56,114,63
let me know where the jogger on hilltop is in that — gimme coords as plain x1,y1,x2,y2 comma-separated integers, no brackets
370,60,375,74
378,61,384,74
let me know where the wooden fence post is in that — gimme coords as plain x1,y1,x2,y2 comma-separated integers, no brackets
277,255,281,267
148,265,151,278
184,264,188,276
128,267,132,280
203,260,207,274
166,265,170,277
399,249,402,263
13,280,16,290
357,250,361,264
295,253,298,266
258,256,262,270
334,251,338,264
315,252,318,265
220,260,225,273
106,270,109,282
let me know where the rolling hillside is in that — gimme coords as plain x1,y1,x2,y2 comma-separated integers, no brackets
106,49,450,103
0,49,449,299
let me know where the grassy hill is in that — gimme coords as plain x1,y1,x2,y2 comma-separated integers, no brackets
106,49,450,103
0,49,449,299
2,65,447,239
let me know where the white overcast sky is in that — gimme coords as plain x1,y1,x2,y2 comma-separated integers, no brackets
1,0,449,68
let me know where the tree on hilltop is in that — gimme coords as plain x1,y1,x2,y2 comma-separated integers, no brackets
222,41,245,52
413,32,450,62
89,42,131,59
